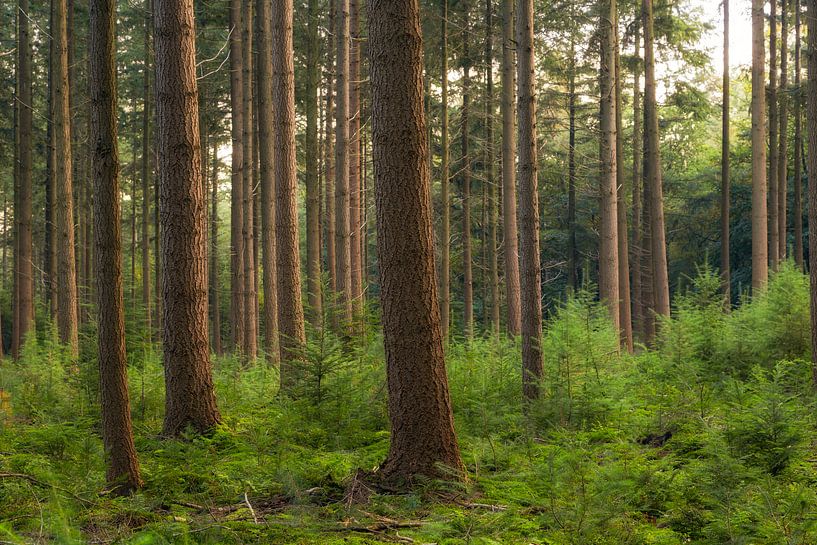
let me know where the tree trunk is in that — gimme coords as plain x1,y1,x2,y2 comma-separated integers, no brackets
155,0,221,435
485,0,500,335
567,37,577,293
335,0,353,326
272,0,307,373
599,0,621,336
89,0,142,493
769,0,780,269
54,0,79,356
778,0,788,261
751,0,768,289
369,0,464,482
439,0,451,342
794,0,803,269
324,0,337,296
461,2,474,340
305,0,323,325
349,0,363,316
501,0,521,336
229,0,245,353
517,0,543,400
642,0,670,320
632,23,646,340
721,0,730,303
807,0,817,387
255,0,280,363
14,0,33,358
242,0,257,360
141,0,152,336
210,139,222,356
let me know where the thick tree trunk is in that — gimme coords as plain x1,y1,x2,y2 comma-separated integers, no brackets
794,0,803,269
599,0,621,336
642,0,670,320
242,0,257,360
54,0,79,356
272,0,307,373
255,0,280,362
439,0,451,342
807,0,817,387
369,0,464,483
14,0,33,358
155,0,221,435
517,0,543,400
778,0,789,261
335,0,353,326
89,0,142,493
769,0,780,269
501,0,521,336
305,0,323,325
751,0,768,289
229,0,246,353
721,0,730,303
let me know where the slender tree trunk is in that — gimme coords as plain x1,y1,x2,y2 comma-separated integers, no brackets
599,0,620,335
517,0,543,400
632,23,645,340
778,0,789,261
369,0,464,482
335,0,353,326
305,0,323,325
255,0,280,363
461,3,474,340
324,0,337,296
155,0,221,435
439,0,451,341
642,0,670,320
770,0,780,269
794,0,803,269
721,0,730,303
567,38,578,293
45,5,58,324
229,0,245,353
752,0,768,289
14,0,33,358
501,0,521,336
242,0,257,360
210,140,222,356
349,0,363,316
54,0,79,356
272,0,307,373
485,0,500,335
141,0,152,336
806,0,817,387
89,0,142,493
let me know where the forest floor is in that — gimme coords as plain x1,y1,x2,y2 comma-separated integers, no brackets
2,266,817,544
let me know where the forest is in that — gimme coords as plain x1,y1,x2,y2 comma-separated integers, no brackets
2,0,817,542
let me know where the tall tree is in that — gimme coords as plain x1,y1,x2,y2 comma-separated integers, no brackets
632,23,645,338
256,0,280,361
349,0,363,315
599,0,620,335
567,37,578,292
272,0,307,372
209,141,222,355
369,0,464,482
461,0,474,340
501,0,521,336
778,0,789,261
305,0,323,325
439,0,451,342
54,0,79,355
769,0,780,268
518,0,543,400
229,0,246,353
89,0,142,493
335,0,353,326
324,0,337,296
141,0,152,335
642,0,670,320
242,0,258,360
721,0,730,303
751,0,768,289
485,0,500,334
807,0,817,387
155,0,221,435
13,0,33,358
794,0,803,268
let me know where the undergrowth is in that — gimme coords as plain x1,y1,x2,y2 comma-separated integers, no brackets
1,264,817,543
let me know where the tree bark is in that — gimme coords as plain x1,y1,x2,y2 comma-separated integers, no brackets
501,0,521,336
229,0,246,353
439,0,451,342
517,0,543,400
721,0,730,303
305,0,323,325
461,2,474,340
794,0,803,269
769,0,780,269
242,0,258,360
141,0,152,336
324,0,337,296
369,0,464,483
335,0,353,326
209,139,222,356
349,0,363,316
807,0,817,387
155,0,221,435
778,0,788,261
485,0,500,335
632,23,645,340
89,0,142,493
751,0,768,289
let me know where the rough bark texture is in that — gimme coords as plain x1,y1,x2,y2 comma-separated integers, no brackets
721,0,730,303
155,0,221,436
778,0,788,261
324,0,337,296
209,140,222,355
89,0,142,493
485,0,500,335
54,0,79,356
14,0,33,358
241,0,258,360
461,4,474,340
141,0,152,336
769,0,780,268
807,0,817,386
305,0,323,325
369,0,464,483
272,0,307,372
517,0,543,400
501,0,521,336
349,0,363,316
229,0,245,353
632,23,644,340
642,0,670,320
599,0,621,336
794,0,803,269
751,0,768,289
335,0,353,326
255,0,280,363
439,0,451,342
